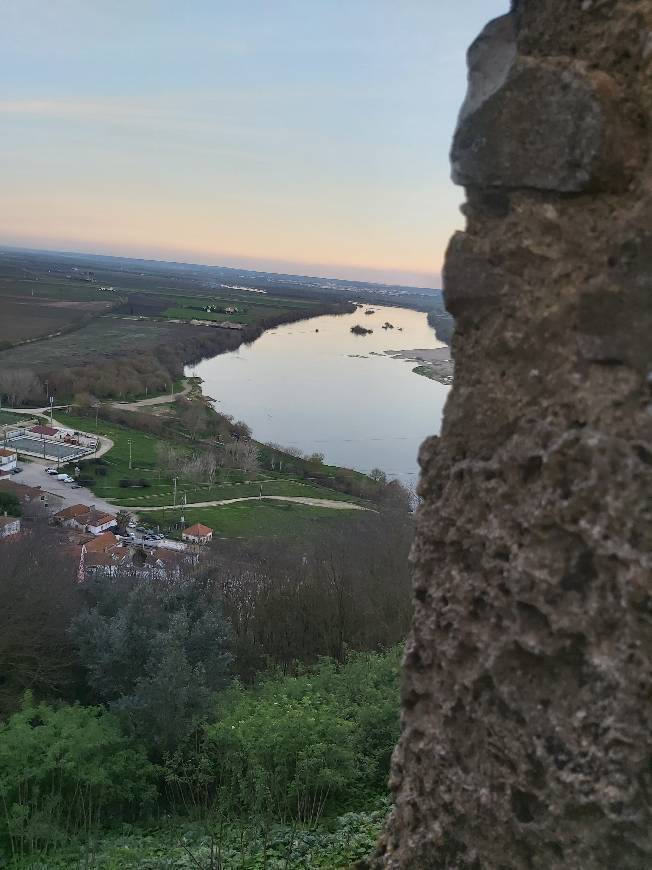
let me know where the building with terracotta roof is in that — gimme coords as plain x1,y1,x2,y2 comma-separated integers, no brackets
181,522,213,544
54,503,92,529
0,479,63,517
83,531,119,554
85,510,116,535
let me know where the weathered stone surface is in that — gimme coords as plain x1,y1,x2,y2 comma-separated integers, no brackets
452,53,642,193
370,0,652,867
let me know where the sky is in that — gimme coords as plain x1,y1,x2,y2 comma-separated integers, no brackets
1,0,508,287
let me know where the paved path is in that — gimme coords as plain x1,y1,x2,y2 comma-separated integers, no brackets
137,495,369,512
111,380,192,411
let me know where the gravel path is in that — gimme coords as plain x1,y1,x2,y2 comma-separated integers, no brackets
111,380,191,411
137,495,369,512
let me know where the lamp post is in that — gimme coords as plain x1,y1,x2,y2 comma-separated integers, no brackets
128,438,132,470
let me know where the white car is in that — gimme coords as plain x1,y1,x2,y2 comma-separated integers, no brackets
45,467,57,474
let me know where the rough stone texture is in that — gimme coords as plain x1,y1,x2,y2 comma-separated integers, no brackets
370,1,652,868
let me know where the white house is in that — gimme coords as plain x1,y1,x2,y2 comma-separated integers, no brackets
85,509,117,535
181,523,213,544
0,448,17,476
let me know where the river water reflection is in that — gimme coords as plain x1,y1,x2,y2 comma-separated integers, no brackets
188,305,450,485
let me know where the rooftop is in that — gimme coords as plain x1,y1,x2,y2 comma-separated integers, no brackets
30,425,59,437
183,522,213,537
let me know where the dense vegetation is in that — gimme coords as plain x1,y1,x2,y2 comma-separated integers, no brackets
0,502,411,867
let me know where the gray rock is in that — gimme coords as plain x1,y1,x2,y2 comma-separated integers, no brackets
452,52,640,193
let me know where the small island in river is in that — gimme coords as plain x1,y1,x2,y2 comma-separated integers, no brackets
387,346,454,386
351,324,374,335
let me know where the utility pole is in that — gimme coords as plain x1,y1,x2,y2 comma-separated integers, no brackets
128,438,132,469
173,476,178,507
49,396,54,427
95,404,99,433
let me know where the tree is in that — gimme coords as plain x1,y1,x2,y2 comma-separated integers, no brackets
0,368,41,407
0,531,81,717
70,574,232,751
369,468,388,486
224,440,259,474
115,509,132,533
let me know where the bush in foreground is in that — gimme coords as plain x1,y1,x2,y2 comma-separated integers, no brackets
0,698,156,859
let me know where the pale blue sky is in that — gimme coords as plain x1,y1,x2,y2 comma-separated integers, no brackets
1,1,507,285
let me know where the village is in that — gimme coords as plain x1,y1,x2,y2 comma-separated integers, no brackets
0,418,215,581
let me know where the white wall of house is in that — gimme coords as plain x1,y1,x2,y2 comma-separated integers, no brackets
0,517,21,538
87,519,116,535
0,451,17,474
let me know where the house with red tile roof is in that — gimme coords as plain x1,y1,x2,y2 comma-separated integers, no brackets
85,510,116,535
83,531,119,554
181,523,213,544
0,479,63,516
54,503,92,529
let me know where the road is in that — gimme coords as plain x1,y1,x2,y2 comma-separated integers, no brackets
137,495,369,511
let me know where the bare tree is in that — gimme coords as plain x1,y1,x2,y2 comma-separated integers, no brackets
224,440,259,473
0,368,41,407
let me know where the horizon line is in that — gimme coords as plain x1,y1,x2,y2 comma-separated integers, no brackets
0,241,442,292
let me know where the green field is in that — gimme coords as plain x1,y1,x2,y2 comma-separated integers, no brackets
0,409,25,424
58,411,364,519
146,499,361,538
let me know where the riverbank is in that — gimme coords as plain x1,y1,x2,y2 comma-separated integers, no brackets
189,305,450,483
386,346,454,386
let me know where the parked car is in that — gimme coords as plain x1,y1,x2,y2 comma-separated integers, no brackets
56,473,68,481
45,467,57,474
12,467,22,474
70,483,82,489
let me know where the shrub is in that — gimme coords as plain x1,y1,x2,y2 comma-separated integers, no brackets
0,492,21,517
117,477,150,488
165,650,401,821
0,697,157,856
76,475,94,487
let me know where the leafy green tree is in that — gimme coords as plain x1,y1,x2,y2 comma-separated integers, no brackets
71,575,232,751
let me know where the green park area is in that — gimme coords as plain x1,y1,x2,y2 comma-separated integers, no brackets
58,409,368,537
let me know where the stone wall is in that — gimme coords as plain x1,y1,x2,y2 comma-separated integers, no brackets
371,1,651,867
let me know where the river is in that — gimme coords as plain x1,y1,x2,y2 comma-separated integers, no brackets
187,304,450,485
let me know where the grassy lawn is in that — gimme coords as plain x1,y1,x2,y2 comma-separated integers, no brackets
57,411,364,512
0,409,34,424
145,500,361,538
